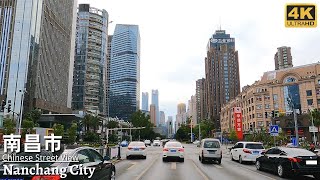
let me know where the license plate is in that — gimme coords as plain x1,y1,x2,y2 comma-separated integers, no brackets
306,160,317,165
253,151,259,154
170,150,176,152
134,148,139,151
209,151,215,154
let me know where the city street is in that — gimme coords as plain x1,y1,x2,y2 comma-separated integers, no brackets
115,143,316,180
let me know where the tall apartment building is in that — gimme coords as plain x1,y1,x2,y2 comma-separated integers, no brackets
109,24,140,121
2,0,77,119
274,46,293,70
220,62,320,141
160,111,165,125
196,78,206,122
176,103,187,130
72,4,109,115
106,35,113,116
167,116,173,138
187,95,197,126
141,92,149,111
150,104,156,126
205,30,240,132
151,89,159,126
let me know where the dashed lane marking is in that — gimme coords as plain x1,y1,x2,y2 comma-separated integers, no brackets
191,160,210,180
127,163,137,170
134,156,158,180
171,162,177,170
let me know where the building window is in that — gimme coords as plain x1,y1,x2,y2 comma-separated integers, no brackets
317,99,320,104
274,103,279,109
264,96,270,100
256,96,262,101
307,99,313,105
252,106,254,111
257,113,262,118
273,94,278,101
252,114,255,118
256,104,262,109
306,90,312,96
318,79,320,85
265,104,270,109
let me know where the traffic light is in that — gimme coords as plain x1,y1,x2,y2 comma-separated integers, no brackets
1,100,5,111
274,110,280,117
265,112,268,118
271,110,275,118
7,103,11,112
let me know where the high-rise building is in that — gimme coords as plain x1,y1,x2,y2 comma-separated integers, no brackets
274,46,293,70
196,78,206,122
141,92,149,111
151,89,159,126
109,24,140,121
176,103,187,130
0,0,16,97
160,111,165,125
3,0,77,119
106,35,113,116
150,104,156,126
187,95,197,126
72,4,109,115
205,30,240,132
167,116,173,138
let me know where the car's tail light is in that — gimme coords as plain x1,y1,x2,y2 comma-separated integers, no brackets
289,157,302,163
163,148,168,151
140,147,145,150
178,148,184,152
243,149,251,154
128,147,133,150
32,175,60,180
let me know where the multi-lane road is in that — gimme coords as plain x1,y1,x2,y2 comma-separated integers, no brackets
115,143,316,180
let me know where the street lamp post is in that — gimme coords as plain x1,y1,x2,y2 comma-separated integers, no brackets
309,107,317,143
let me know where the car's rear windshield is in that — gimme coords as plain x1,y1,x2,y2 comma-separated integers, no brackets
166,142,182,147
204,141,220,148
245,143,264,149
281,148,316,156
130,142,144,146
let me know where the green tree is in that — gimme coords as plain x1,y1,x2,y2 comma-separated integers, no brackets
53,123,64,136
84,131,99,142
68,123,77,144
229,129,238,142
21,119,35,137
175,124,190,141
3,118,16,134
25,109,41,125
131,110,155,140
310,108,320,127
106,121,119,129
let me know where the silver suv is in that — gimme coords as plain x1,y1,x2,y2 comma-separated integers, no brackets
199,138,222,164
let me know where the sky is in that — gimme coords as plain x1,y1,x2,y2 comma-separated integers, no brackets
79,0,320,120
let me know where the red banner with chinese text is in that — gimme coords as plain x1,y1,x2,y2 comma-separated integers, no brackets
234,107,243,140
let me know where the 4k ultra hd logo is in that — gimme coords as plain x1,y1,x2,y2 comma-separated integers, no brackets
285,3,317,28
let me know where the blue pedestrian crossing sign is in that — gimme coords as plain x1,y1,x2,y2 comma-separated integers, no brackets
269,125,279,136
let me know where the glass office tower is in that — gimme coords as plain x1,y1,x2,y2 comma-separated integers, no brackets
72,4,108,115
109,24,140,121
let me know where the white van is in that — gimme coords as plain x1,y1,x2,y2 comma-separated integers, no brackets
199,138,222,164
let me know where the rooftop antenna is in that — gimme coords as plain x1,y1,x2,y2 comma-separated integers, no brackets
219,17,222,30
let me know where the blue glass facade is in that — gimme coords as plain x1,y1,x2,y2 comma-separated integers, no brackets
141,92,149,111
72,4,108,115
4,0,76,121
283,77,301,111
109,24,140,121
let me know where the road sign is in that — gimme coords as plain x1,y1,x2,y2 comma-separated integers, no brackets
269,125,279,136
291,137,298,147
309,126,319,133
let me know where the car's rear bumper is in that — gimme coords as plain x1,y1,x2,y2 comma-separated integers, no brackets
127,150,146,156
241,154,260,162
291,168,320,175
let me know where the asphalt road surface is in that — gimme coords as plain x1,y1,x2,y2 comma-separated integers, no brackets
115,143,317,180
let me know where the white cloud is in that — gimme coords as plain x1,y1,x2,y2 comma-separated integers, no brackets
79,0,320,119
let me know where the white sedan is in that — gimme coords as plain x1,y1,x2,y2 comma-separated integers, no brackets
126,141,147,159
162,141,184,162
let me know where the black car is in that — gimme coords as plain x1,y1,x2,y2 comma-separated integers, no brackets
0,146,116,180
256,147,320,179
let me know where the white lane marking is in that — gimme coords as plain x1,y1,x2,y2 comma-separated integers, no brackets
225,161,276,180
191,160,210,180
171,162,176,170
134,156,158,180
213,165,223,169
127,163,137,170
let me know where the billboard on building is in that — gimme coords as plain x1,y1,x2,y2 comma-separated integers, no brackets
234,107,243,140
